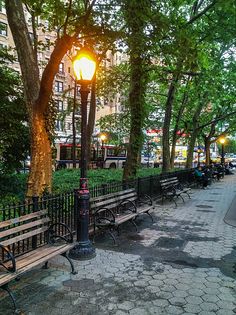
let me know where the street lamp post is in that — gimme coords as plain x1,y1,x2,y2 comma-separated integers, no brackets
69,48,97,260
147,142,150,168
100,134,106,169
197,148,201,166
219,137,226,165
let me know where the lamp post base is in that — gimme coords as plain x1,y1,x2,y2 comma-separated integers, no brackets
69,240,96,261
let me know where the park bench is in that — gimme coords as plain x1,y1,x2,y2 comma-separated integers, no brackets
91,188,154,244
0,209,76,311
160,177,191,207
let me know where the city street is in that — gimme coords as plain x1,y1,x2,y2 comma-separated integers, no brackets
1,174,236,315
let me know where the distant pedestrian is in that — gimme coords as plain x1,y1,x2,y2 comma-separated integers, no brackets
194,166,209,188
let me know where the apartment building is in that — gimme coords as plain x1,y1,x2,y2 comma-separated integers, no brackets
0,4,123,145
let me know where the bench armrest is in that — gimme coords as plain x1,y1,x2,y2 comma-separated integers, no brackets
118,199,137,213
137,194,153,206
47,222,73,244
94,207,116,229
0,244,16,272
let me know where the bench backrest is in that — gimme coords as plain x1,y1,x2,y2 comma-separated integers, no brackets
90,188,137,213
0,210,50,248
160,177,179,190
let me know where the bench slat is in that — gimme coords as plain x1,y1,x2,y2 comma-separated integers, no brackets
0,210,47,229
0,217,50,239
1,226,48,247
92,197,137,212
91,189,135,202
115,213,137,224
0,243,74,287
91,192,137,210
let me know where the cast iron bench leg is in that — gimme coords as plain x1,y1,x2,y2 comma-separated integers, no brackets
108,229,117,245
179,194,185,203
144,211,154,222
130,219,138,232
42,261,49,269
61,252,77,275
1,283,17,311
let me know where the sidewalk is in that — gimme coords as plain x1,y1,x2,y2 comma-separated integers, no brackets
1,175,236,315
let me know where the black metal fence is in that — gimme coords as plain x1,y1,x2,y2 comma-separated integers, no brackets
0,168,194,259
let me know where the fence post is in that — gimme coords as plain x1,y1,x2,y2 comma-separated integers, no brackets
149,175,153,197
101,183,107,195
32,196,39,249
137,177,141,197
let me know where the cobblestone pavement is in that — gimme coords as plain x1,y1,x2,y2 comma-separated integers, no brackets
1,175,236,315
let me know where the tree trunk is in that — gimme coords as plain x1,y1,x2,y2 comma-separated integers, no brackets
162,73,180,173
186,130,199,168
170,77,190,168
27,110,52,196
203,123,216,166
123,54,147,180
6,0,75,197
122,0,149,181
186,102,204,168
205,138,211,165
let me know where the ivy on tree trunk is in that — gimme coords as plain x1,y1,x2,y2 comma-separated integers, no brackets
122,0,149,181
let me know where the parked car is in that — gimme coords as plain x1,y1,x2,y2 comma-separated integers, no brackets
174,156,187,164
141,156,154,168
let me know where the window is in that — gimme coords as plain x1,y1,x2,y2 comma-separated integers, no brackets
58,62,64,74
44,20,49,31
55,81,63,93
0,22,7,36
67,123,71,130
45,38,50,51
55,99,64,111
0,42,7,49
55,120,64,131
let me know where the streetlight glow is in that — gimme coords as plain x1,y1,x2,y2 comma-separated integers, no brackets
100,134,106,142
219,138,226,145
73,50,96,82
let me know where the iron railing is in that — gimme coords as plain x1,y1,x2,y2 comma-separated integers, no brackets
0,168,194,259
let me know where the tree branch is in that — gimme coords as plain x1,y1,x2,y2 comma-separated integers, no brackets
197,110,236,130
187,0,218,25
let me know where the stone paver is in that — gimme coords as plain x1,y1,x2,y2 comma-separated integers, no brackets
1,175,236,314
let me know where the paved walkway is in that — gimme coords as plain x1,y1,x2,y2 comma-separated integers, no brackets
1,175,236,315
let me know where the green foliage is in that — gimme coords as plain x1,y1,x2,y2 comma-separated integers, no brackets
222,139,236,154
0,48,30,174
0,167,163,204
0,173,28,207
97,112,130,145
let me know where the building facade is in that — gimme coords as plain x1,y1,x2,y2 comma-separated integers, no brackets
0,4,123,145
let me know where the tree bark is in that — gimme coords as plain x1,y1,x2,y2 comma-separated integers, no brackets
162,73,180,173
170,77,190,168
6,0,75,197
123,54,147,180
122,0,149,181
186,102,204,168
203,123,215,165
27,110,52,196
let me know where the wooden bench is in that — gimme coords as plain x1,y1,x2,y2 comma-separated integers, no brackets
0,209,76,311
160,177,191,207
91,188,154,244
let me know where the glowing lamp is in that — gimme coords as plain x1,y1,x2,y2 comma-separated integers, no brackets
219,138,225,145
73,49,96,83
100,134,106,142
